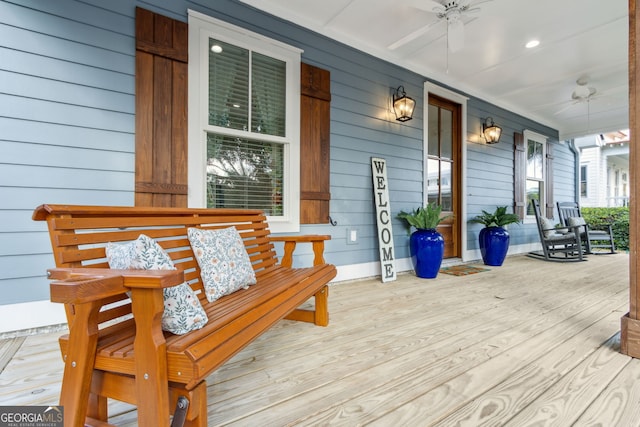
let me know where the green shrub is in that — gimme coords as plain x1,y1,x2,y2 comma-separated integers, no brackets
581,207,629,251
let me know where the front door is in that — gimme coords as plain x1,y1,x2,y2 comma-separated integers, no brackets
427,94,461,258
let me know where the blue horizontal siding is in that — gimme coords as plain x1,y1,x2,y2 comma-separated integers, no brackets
0,118,134,152
0,94,134,133
1,188,134,210
1,141,133,170
0,24,134,75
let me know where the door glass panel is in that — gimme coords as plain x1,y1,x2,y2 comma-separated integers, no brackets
440,109,452,159
428,104,439,157
427,158,440,205
428,95,460,258
441,161,452,211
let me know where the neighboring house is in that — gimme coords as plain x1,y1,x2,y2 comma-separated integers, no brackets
0,0,577,333
575,130,630,207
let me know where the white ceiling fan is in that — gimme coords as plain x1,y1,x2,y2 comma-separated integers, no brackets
388,0,492,52
555,77,598,115
571,76,597,102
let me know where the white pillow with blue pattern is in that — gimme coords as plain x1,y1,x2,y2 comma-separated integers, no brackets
106,234,208,335
188,226,257,303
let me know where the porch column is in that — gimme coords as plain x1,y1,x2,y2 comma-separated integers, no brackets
621,0,640,358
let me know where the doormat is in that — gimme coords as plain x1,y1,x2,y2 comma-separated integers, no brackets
439,265,490,276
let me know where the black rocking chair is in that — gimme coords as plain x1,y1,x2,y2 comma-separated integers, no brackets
528,200,586,262
556,201,615,254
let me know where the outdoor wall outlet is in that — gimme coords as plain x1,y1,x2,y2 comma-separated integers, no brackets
347,228,358,245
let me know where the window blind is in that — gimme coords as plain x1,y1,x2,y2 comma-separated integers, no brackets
206,134,284,215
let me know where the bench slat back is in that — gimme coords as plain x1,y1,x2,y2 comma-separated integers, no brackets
34,204,281,327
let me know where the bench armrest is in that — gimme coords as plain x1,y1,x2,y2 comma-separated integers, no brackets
48,268,178,425
48,268,184,304
270,235,331,268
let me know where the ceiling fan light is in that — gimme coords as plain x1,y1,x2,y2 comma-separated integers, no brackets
573,85,591,99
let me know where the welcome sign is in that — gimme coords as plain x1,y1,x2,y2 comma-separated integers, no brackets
371,157,396,282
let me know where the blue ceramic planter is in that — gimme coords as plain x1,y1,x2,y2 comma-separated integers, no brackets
410,228,444,278
479,226,510,266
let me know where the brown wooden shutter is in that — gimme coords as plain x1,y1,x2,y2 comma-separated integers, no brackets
300,63,331,224
514,132,526,219
545,142,554,218
135,7,188,207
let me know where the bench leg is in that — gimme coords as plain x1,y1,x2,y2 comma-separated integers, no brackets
168,381,207,427
86,391,108,422
314,286,329,326
284,286,330,326
59,301,101,427
183,382,208,427
130,288,170,426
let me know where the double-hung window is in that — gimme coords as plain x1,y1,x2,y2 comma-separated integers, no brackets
580,165,588,198
524,130,547,217
188,10,301,232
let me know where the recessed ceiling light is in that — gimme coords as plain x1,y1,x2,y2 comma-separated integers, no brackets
211,44,223,53
525,40,540,49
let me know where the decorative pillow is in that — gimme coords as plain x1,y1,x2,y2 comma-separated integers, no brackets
188,226,257,303
106,234,208,335
567,216,586,227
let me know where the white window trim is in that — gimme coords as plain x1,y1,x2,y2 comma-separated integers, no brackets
523,129,547,222
187,9,302,233
580,164,588,198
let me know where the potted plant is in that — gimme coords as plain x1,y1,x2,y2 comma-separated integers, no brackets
470,206,520,266
397,203,451,279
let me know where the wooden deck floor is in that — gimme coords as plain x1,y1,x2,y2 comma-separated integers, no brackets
1,253,639,426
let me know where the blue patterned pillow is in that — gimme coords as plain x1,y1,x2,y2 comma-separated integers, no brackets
106,234,208,335
188,226,257,303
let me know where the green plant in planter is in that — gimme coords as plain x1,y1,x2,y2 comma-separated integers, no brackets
397,203,450,232
397,203,451,278
470,206,520,266
469,206,520,228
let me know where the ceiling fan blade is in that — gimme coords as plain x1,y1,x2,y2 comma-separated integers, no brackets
467,0,494,7
447,19,464,52
403,0,445,13
554,102,577,115
388,20,442,50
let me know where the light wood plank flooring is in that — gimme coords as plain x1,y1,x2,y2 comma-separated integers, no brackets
1,253,638,426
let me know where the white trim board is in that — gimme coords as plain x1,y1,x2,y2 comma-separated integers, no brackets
0,300,66,335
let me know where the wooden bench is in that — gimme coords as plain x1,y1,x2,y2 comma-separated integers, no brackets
33,204,336,427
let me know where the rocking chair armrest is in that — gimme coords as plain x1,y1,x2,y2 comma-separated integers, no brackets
568,225,583,236
590,223,614,234
547,225,569,234
553,225,583,237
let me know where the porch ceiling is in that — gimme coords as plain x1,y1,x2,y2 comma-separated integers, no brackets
238,0,629,140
